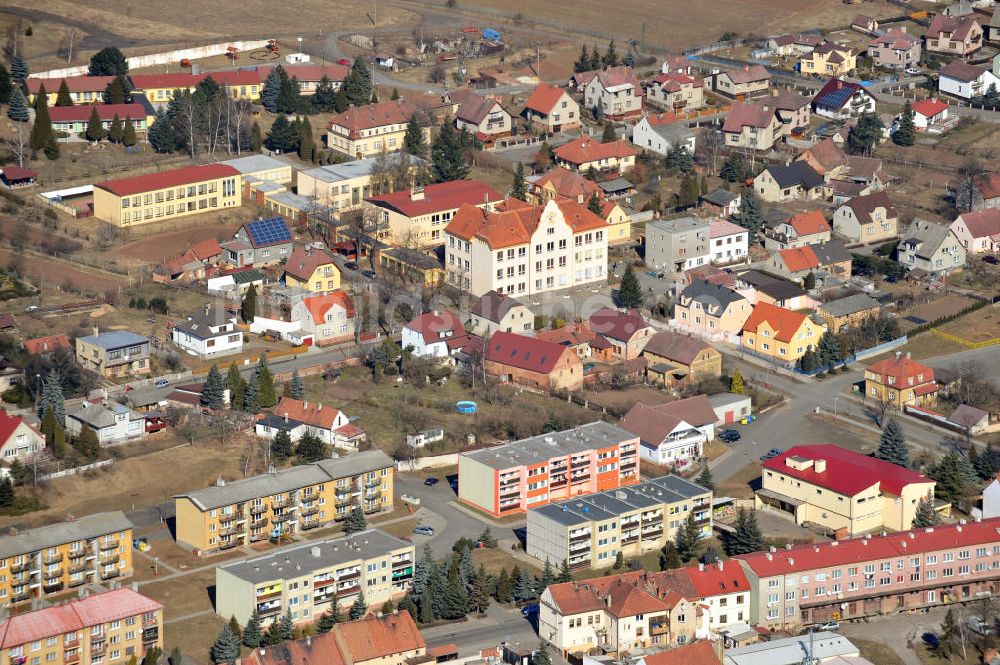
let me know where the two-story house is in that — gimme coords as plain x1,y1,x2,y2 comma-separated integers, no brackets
401,309,467,358
632,113,697,157
811,77,876,119
75,329,150,378
925,14,983,57
641,331,722,388
868,29,921,69
709,219,749,265
951,208,1000,253
171,305,243,358
672,280,753,342
645,217,711,273
282,246,341,293
583,66,644,121
522,83,581,132
588,307,655,360
865,352,938,408
938,60,1000,99
763,209,831,251
364,180,501,247
770,90,812,137
897,218,968,274
290,291,356,346
713,65,771,99
325,99,435,159
484,331,583,392
553,137,638,175
222,217,294,268
753,162,825,203
622,398,716,469
833,191,899,244
722,102,783,151
0,410,44,461
800,41,857,77
646,73,704,111
740,301,826,364
446,88,512,146
297,154,428,218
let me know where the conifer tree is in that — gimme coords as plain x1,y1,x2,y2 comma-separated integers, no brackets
730,368,745,394
271,430,294,462
261,67,283,112
103,76,126,105
122,118,137,147
242,611,262,647
894,101,916,146
719,154,746,182
201,365,226,410
674,512,701,562
495,567,514,603
617,264,643,309
726,507,765,555
313,75,338,112
107,114,124,144
0,64,12,105
288,369,305,400
398,594,419,621
0,477,15,507
85,106,107,141
696,465,714,491
404,114,427,158
298,115,315,162
343,59,373,106
574,44,590,73
510,162,528,201
912,496,940,528
88,47,127,76
441,562,469,620
241,284,257,323
603,39,618,67
55,80,73,106
514,566,536,601
147,108,175,153
589,46,601,71
253,356,276,408
587,191,604,216
816,330,842,368
470,564,491,614
413,543,433,596
39,369,65,424
250,120,262,151
30,85,55,155
875,417,909,467
533,642,552,665
242,370,260,414
7,87,28,122
601,121,616,142
344,505,367,534
295,431,326,463
10,55,27,82
733,186,763,241
349,590,368,620
431,119,469,182
418,587,436,624
210,625,240,664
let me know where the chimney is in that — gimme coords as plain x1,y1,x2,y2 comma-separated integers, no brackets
895,351,902,359
284,412,289,423
906,352,911,359
718,560,724,571
306,636,312,648
205,304,210,316
410,185,426,201
836,80,843,89
814,459,827,473
317,403,322,411
92,325,99,338
698,562,705,571
311,546,321,557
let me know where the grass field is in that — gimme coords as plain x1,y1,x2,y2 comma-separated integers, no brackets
897,294,976,334
936,305,1000,343
851,639,908,665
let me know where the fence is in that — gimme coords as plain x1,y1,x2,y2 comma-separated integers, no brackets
395,452,460,471
39,459,113,482
931,328,1000,349
855,335,909,360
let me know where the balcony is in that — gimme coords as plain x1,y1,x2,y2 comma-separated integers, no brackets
301,519,321,531
256,589,282,602
250,504,268,515
99,553,120,566
250,518,268,529
220,525,245,537
568,558,591,570
100,569,121,581
571,459,590,469
64,652,80,665
569,541,591,553
336,569,361,581
43,581,64,593
622,535,640,545
43,552,64,565
12,591,31,603
337,584,362,598
67,578,87,588
218,540,242,551
44,568,63,580
641,528,663,539
271,499,290,510
142,628,159,643
10,561,29,574
570,474,591,483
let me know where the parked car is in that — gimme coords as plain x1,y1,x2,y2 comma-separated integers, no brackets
154,378,170,387
760,447,784,461
424,477,439,486
521,603,539,618
984,255,1000,265
361,270,377,279
719,429,741,443
905,66,922,76
344,261,359,270
967,616,993,635
413,525,435,536
817,621,840,631
922,633,940,648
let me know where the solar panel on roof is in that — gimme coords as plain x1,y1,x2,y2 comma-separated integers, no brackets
246,217,292,246
818,87,853,109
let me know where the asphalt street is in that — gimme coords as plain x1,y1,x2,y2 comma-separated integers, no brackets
420,605,553,660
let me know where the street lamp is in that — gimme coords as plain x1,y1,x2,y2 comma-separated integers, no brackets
33,373,41,410
834,395,840,416
752,441,758,463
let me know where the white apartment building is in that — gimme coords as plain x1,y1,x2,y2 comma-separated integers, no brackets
444,199,609,297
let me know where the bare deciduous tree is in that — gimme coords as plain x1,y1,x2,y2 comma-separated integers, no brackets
1,122,29,168
59,28,82,64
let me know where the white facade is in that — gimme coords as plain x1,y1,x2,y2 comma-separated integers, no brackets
171,317,243,358
939,69,1000,99
65,402,146,445
401,326,451,358
445,199,608,297
638,418,706,469
710,226,749,265
983,476,1000,519
0,421,44,460
631,117,696,157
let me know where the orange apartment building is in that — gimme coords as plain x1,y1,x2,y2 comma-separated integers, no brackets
0,511,134,607
0,588,163,665
457,421,640,517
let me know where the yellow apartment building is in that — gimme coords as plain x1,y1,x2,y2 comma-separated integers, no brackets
0,511,134,607
93,163,241,227
757,444,938,536
215,528,414,626
326,99,439,159
282,246,341,293
173,450,395,554
128,71,262,104
0,588,162,665
297,155,428,219
740,301,825,363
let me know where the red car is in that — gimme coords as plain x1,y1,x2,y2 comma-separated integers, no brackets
337,58,351,66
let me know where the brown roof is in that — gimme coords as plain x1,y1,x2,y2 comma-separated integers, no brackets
642,331,715,366
523,83,569,115
722,102,777,133
553,137,637,166
532,166,602,201
927,14,979,41
186,239,222,261
869,29,918,48
771,89,810,111
587,307,651,343
842,191,897,224
722,64,770,85
536,324,597,348
593,66,642,94
643,641,720,665
797,138,847,174
940,59,988,83
974,172,1000,200
471,290,528,323
448,88,503,124
404,309,465,345
327,99,420,135
485,331,577,374
282,246,337,281
621,395,717,445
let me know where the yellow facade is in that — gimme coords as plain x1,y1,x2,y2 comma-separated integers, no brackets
864,372,936,408
284,262,341,293
800,48,857,77
174,453,395,554
0,517,133,607
93,169,241,228
742,317,824,363
379,250,445,286
604,203,632,245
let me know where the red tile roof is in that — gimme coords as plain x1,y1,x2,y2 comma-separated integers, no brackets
742,301,811,342
0,410,24,447
553,137,637,166
186,239,223,261
0,589,161,648
446,199,607,249
723,64,771,85
367,180,501,218
685,561,751,597
48,103,148,123
23,334,71,355
588,307,651,343
778,245,820,272
788,209,830,237
537,323,597,348
485,331,577,374
327,99,420,134
763,444,931,497
650,73,703,90
273,64,350,83
957,209,1000,239
722,102,776,133
97,164,240,197
275,396,343,430
283,246,337,281
0,167,36,181
524,83,569,115
404,309,465,345
301,291,356,324
532,166,602,201
867,354,935,385
643,641,720,665
245,612,424,665
593,66,643,95
26,75,115,94
129,73,203,90
738,517,1000,579
912,98,949,118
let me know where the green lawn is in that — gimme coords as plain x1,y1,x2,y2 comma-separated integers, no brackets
852,639,907,665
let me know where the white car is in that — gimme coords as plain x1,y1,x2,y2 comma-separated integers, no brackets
905,67,921,76
817,621,840,631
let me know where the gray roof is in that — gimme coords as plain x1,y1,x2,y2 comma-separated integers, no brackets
736,270,807,302
702,188,738,207
268,190,314,212
173,306,237,339
530,474,709,526
77,330,148,350
765,162,824,190
257,414,305,432
598,177,634,194
461,421,636,470
647,216,709,235
125,386,170,409
819,293,880,318
383,247,442,271
301,155,428,184
177,450,394,511
724,633,858,665
902,219,953,259
708,392,751,409
471,290,529,323
233,269,265,285
67,401,140,429
949,404,989,428
810,239,853,265
221,154,290,175
217,528,411,584
650,123,694,144
0,511,134,559
679,280,746,316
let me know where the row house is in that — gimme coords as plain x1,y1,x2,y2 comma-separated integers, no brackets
0,589,162,665
868,29,921,69
766,240,853,284
444,198,609,297
924,14,982,57
215,528,414,626
583,66,644,121
527,475,711,570
364,180,501,247
646,73,704,111
737,518,1000,629
457,421,639,517
0,511,134,606
173,450,395,553
129,70,264,104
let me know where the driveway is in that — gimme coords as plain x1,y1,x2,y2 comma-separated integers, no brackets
840,606,949,665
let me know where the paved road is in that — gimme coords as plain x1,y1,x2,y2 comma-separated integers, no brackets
420,604,553,658
840,605,950,665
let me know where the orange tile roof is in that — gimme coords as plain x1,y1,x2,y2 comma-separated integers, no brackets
554,137,637,166
867,354,935,385
532,166,602,201
741,301,810,342
445,199,606,249
523,82,568,115
778,245,820,272
23,334,70,355
274,396,342,430
912,98,948,118
301,291,355,324
96,164,239,197
186,239,222,261
788,209,830,237
283,245,337,281
643,641,720,665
